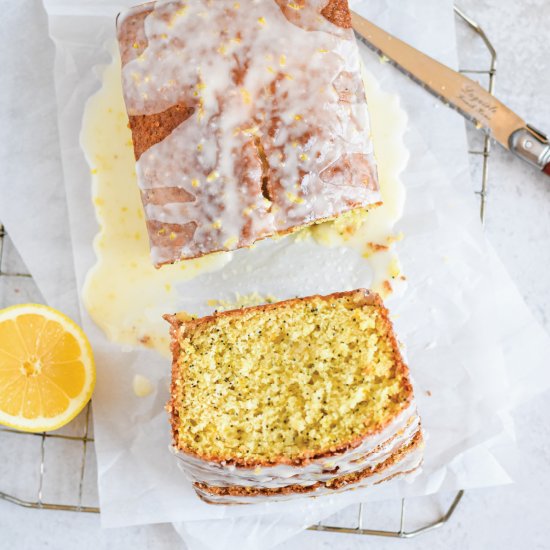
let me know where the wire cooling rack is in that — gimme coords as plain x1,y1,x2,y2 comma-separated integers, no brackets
0,4,495,540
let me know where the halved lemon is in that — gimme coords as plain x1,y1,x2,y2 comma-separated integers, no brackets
0,304,95,432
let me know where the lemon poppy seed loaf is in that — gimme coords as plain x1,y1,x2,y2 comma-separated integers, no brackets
117,0,380,266
165,289,423,504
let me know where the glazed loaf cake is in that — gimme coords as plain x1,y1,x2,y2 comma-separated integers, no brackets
165,290,423,504
117,1,380,266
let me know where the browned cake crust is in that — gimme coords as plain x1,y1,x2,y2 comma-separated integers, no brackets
195,430,424,503
165,289,414,469
117,5,152,65
320,0,352,28
129,104,195,161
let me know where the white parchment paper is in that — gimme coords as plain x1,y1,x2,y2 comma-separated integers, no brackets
0,0,546,547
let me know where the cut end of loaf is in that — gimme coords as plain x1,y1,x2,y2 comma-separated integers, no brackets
167,289,413,467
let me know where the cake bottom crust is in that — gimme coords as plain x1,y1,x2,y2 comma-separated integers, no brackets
194,428,423,505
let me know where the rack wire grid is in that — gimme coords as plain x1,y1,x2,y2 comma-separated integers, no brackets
0,4,496,539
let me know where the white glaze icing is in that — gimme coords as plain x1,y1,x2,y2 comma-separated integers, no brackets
119,0,380,265
195,441,423,504
171,402,422,497
192,429,423,504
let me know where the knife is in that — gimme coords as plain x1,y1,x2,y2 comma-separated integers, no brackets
351,11,550,176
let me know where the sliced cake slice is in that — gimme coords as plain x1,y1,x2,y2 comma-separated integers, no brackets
165,289,423,504
117,1,380,266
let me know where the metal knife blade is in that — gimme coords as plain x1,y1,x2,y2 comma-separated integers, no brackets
351,11,550,175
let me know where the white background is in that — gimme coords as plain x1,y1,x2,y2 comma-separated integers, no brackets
1,0,549,548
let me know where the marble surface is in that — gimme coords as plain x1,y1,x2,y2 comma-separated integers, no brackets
1,0,550,548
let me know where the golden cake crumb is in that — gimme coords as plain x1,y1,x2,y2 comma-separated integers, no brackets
166,289,413,465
